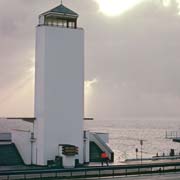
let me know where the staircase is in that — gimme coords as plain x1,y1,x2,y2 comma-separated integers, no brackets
90,141,103,162
0,143,24,166
90,133,114,162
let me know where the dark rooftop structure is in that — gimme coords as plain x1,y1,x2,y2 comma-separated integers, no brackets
39,3,79,28
42,4,78,17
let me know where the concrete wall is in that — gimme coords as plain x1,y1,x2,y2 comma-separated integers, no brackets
12,130,32,165
34,25,84,165
84,131,90,163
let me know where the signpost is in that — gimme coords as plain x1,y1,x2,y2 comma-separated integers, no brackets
135,148,138,159
140,140,143,164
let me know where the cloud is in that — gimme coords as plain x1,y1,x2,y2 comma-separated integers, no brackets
93,0,180,16
85,0,180,119
0,0,180,119
94,0,144,16
85,79,98,117
85,78,98,89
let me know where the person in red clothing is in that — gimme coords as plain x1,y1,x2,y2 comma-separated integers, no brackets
101,152,109,166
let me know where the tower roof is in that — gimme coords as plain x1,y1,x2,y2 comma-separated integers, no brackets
41,4,78,18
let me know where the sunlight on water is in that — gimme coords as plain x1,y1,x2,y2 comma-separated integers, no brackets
85,117,180,164
1,117,180,164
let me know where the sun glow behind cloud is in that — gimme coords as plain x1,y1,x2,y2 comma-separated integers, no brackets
85,79,98,116
94,0,180,16
94,0,144,16
85,78,98,97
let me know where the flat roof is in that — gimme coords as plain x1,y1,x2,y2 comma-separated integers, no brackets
5,117,93,123
7,118,36,123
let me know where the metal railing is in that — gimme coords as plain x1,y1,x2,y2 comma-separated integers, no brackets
165,130,180,139
37,24,83,30
1,162,180,179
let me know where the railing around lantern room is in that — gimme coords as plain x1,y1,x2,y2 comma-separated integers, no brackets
39,15,78,29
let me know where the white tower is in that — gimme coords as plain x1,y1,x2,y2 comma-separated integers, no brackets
34,3,84,165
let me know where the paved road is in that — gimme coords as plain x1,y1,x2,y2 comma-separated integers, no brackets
116,173,180,180
82,173,180,180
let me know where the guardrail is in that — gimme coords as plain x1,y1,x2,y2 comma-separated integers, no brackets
1,162,180,179
165,130,180,139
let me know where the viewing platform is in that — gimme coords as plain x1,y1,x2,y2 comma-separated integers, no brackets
165,130,180,139
165,130,180,145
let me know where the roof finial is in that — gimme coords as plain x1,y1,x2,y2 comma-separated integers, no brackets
61,0,63,5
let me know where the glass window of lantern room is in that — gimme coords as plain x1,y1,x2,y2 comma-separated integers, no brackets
48,20,52,26
69,21,75,28
53,19,57,26
62,20,67,27
45,17,53,26
44,18,48,25
57,19,66,27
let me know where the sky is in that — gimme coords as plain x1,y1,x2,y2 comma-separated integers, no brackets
0,0,180,120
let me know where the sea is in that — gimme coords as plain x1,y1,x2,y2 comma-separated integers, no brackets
84,117,180,164
1,117,180,164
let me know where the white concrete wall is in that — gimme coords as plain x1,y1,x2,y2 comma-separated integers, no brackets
34,25,84,165
34,26,46,165
84,131,90,163
12,130,32,165
58,145,76,168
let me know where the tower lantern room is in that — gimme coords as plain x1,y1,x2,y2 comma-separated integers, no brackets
39,3,79,28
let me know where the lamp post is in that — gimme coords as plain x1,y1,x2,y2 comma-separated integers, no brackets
135,148,138,159
140,140,143,164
